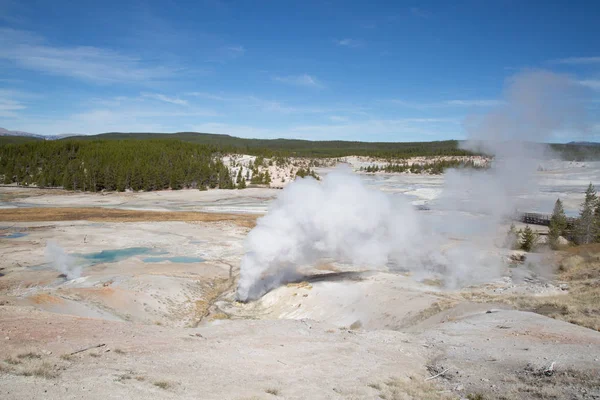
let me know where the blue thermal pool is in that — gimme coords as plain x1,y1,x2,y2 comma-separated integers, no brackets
3,232,28,239
77,247,164,264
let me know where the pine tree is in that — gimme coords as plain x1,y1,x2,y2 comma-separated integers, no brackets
548,198,567,249
595,204,600,242
519,225,538,252
575,183,598,245
505,223,519,249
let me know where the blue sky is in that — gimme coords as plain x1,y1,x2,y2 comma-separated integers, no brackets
0,0,599,141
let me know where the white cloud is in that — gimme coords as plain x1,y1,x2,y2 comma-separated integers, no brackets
273,74,323,88
334,38,363,48
0,28,178,84
142,93,189,106
551,56,600,65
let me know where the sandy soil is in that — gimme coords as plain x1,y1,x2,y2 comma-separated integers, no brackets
0,186,278,213
2,172,600,399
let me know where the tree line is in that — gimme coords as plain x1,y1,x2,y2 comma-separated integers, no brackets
4,132,600,160
511,183,600,251
30,133,477,159
360,159,486,175
0,139,239,191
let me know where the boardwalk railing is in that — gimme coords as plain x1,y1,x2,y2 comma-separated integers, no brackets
518,212,577,228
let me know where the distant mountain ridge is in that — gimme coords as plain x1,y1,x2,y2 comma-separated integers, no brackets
0,127,41,138
567,141,600,147
0,128,74,141
1,128,599,160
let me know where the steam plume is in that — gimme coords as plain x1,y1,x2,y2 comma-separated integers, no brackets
46,241,81,279
236,71,591,301
236,167,501,301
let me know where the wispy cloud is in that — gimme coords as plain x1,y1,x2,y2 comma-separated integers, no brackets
273,74,324,88
187,91,333,114
287,118,461,141
0,88,37,118
224,45,245,57
334,38,364,48
0,28,178,84
9,95,221,135
142,93,189,106
551,56,600,65
207,45,246,62
0,97,26,118
193,117,461,141
329,115,349,122
186,91,374,116
578,80,600,90
0,0,27,24
185,92,232,101
410,7,430,18
444,99,503,107
389,98,502,109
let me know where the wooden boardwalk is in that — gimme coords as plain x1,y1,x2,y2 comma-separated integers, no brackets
519,212,576,228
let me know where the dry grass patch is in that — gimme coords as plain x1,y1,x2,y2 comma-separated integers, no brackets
17,352,42,360
190,276,235,326
210,312,230,320
0,207,258,227
265,388,280,396
400,299,459,328
468,365,600,400
421,278,444,287
285,281,312,290
4,357,21,365
371,376,452,400
461,246,600,331
19,362,59,379
0,363,13,373
153,380,172,390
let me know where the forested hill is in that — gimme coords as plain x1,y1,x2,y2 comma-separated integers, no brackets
3,131,598,160
64,132,471,158
0,140,236,191
0,135,44,145
1,133,599,192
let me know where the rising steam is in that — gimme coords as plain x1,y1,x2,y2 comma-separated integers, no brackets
236,167,507,301
46,241,81,279
236,71,591,301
